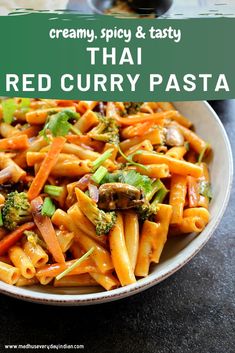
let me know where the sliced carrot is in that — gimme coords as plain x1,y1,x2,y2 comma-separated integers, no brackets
0,135,29,151
31,197,65,264
0,222,35,256
115,111,178,126
27,136,66,200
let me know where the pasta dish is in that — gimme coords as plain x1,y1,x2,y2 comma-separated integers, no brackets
0,99,211,291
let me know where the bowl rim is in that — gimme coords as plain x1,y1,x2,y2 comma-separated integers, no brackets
0,101,233,306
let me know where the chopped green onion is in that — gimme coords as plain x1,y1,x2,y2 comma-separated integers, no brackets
56,247,95,281
198,143,210,163
91,148,114,172
92,166,108,184
0,210,3,227
152,184,169,206
41,197,56,217
44,185,63,198
2,99,17,124
146,179,163,201
118,147,148,171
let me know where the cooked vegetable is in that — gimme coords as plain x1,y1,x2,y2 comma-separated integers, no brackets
123,102,143,115
88,114,119,144
44,185,63,198
41,197,56,218
0,222,35,256
91,148,114,172
31,197,65,263
27,136,66,200
2,191,31,231
56,247,95,281
165,125,184,146
0,211,3,227
75,188,116,235
101,170,152,195
137,181,168,221
40,109,80,139
91,166,108,184
2,99,17,124
98,183,143,210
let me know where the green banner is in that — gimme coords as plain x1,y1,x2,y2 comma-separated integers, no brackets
0,13,234,101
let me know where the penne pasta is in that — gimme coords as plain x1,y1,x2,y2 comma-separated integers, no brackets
23,240,49,268
169,174,187,224
135,204,172,277
0,261,20,285
124,211,139,271
0,98,212,292
109,213,136,286
8,246,36,279
54,274,98,287
134,151,203,178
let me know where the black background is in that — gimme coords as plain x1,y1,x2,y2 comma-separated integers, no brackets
0,101,234,353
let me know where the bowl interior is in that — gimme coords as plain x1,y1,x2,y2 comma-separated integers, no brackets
0,101,232,305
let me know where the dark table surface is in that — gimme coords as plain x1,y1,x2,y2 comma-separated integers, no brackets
0,101,234,353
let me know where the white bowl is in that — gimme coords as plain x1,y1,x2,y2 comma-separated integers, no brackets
0,101,233,305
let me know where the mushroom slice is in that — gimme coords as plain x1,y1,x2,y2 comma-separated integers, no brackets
165,126,184,146
98,183,143,210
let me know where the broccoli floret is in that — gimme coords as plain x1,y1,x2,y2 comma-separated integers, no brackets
88,114,119,145
137,181,168,221
95,210,117,235
2,191,31,230
123,102,143,115
76,187,116,235
137,202,159,222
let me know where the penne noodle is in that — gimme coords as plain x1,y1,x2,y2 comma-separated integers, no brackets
16,276,39,287
123,211,139,271
119,128,163,151
134,163,170,179
166,146,187,159
74,110,99,133
135,204,172,277
118,139,153,163
134,151,203,178
8,246,36,279
74,232,113,274
89,272,120,291
169,174,187,224
56,229,74,253
54,274,98,287
173,122,210,154
23,240,49,268
109,213,136,286
0,261,20,285
26,106,76,125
